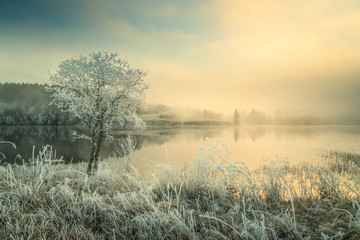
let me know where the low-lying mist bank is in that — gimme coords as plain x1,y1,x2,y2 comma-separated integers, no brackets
2,83,360,127
1,145,360,239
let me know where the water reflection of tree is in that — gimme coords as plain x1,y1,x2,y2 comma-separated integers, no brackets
243,126,337,142
0,127,82,164
248,127,269,142
134,128,224,148
233,127,239,142
0,126,226,165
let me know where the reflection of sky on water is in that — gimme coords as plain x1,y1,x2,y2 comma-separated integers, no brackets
125,126,360,172
1,126,360,171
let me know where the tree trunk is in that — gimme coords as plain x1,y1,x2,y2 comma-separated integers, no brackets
87,142,97,175
86,122,105,176
90,137,103,174
94,135,104,164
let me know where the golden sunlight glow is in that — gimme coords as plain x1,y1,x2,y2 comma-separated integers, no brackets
1,0,360,117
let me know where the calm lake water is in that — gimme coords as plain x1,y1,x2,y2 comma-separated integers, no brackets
1,125,360,171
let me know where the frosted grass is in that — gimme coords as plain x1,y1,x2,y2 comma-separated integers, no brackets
0,144,360,239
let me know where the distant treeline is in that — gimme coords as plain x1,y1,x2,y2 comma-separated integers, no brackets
141,104,224,120
233,109,322,125
0,83,183,126
0,83,78,126
1,83,358,126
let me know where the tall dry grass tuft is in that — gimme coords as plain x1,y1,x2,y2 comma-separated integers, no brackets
0,143,359,239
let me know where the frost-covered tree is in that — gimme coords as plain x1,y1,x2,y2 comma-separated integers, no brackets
46,51,148,175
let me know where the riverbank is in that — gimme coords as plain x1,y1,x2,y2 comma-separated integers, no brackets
1,145,360,239
145,119,232,126
140,113,231,126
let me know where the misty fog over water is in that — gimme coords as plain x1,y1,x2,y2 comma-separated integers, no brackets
1,125,360,171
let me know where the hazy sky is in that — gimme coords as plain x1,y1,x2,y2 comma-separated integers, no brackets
1,0,360,116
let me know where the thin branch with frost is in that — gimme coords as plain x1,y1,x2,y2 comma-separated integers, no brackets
0,141,16,149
